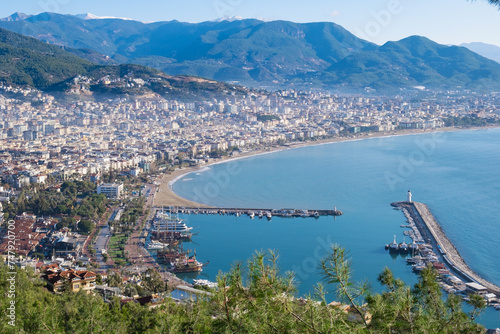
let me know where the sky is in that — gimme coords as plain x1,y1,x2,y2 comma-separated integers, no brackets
1,0,500,47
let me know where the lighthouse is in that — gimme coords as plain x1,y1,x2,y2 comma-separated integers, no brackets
407,190,412,203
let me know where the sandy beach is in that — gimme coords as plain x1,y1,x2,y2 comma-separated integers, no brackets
153,125,499,208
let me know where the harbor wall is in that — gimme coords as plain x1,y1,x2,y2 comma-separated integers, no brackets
409,201,500,295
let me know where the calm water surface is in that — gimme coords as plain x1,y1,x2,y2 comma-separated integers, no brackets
171,128,500,327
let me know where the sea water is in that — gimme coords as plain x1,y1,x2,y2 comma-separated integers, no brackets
172,128,500,328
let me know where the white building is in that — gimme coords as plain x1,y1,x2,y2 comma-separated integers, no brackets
96,183,123,199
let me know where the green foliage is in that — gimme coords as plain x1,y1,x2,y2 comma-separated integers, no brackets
443,116,500,127
257,114,280,122
10,183,108,235
141,268,164,294
367,265,485,333
106,272,123,288
0,246,488,333
78,220,95,234
0,27,95,88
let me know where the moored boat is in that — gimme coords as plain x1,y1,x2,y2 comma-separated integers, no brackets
388,235,399,253
170,253,205,273
147,240,168,250
398,237,409,254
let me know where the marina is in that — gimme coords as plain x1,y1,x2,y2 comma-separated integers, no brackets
390,192,500,306
145,209,210,275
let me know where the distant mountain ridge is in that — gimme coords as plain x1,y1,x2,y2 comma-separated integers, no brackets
460,42,500,64
1,12,500,92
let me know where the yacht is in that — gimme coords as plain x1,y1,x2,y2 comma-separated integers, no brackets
152,211,193,233
147,240,168,250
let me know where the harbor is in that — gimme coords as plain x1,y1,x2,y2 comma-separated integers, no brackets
389,191,500,309
141,205,343,283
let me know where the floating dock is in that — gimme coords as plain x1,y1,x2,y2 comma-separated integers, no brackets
155,206,343,218
392,201,500,296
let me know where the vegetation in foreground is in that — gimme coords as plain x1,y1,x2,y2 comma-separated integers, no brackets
0,246,486,333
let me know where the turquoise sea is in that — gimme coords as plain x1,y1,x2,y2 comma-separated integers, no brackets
172,128,500,328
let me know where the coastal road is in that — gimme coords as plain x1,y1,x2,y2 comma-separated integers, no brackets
94,208,118,270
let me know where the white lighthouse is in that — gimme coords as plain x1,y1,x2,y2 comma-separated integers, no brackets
407,190,412,203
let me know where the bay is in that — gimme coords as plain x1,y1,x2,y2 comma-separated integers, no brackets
172,128,500,328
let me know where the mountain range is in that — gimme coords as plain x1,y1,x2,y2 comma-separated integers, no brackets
1,12,500,92
0,27,247,100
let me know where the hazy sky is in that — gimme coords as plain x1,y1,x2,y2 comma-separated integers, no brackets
1,0,500,47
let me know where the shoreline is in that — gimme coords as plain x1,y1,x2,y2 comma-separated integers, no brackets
153,125,500,208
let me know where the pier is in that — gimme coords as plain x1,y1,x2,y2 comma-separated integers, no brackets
392,201,500,296
154,206,343,218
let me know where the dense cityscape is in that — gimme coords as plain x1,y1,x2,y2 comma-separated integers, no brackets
2,82,500,187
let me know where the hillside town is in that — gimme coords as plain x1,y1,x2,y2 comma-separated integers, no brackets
1,82,500,307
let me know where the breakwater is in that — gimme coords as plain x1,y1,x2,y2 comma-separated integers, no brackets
155,206,343,218
392,201,500,296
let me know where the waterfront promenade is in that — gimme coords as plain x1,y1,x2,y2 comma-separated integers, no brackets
410,202,500,295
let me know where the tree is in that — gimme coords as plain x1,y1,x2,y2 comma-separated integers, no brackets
78,220,95,234
106,272,123,288
0,248,489,333
319,245,371,328
367,265,485,333
141,268,164,294
123,285,139,297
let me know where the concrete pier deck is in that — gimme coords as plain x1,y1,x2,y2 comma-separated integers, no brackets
155,206,343,217
394,201,500,295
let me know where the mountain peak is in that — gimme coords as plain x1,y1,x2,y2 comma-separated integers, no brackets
74,13,136,21
215,15,246,22
1,12,31,22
